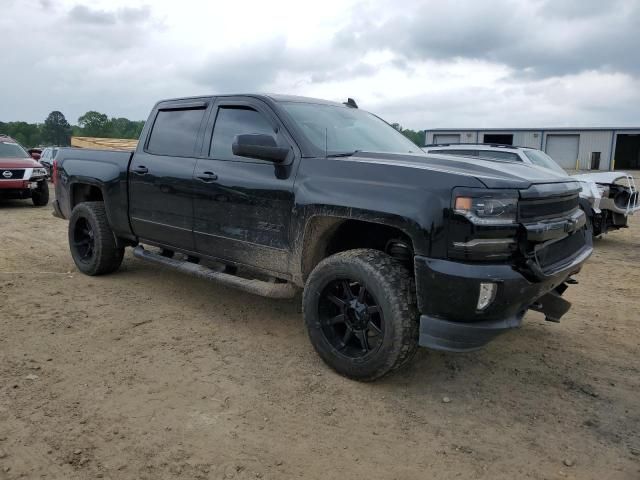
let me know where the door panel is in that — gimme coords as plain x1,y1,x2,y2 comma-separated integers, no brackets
193,100,297,274
193,159,294,273
128,104,208,250
129,151,197,249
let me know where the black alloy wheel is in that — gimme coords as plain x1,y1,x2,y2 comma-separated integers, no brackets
319,279,384,358
303,249,418,381
72,217,95,263
68,202,124,276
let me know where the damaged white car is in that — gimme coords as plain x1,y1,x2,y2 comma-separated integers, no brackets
424,143,640,236
572,171,639,235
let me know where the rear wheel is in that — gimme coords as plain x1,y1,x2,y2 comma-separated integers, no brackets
303,249,418,381
31,180,49,206
68,202,124,276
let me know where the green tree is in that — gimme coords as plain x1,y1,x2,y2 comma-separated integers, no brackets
41,111,72,146
391,123,425,147
77,111,109,137
0,121,43,147
106,117,145,139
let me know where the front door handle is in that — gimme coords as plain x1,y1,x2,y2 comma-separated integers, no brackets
132,166,149,175
197,171,218,182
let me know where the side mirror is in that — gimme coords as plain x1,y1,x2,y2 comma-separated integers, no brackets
30,151,41,160
232,134,289,163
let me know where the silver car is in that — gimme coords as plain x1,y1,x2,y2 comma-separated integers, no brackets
425,143,639,236
39,147,59,178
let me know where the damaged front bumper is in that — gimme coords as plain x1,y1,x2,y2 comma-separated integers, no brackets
414,235,592,352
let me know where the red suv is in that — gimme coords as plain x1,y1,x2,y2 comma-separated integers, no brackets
0,135,49,206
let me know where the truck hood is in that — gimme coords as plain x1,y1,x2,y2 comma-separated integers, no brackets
348,151,579,189
0,157,43,168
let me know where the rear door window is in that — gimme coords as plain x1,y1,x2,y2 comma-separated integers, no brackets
478,150,520,161
147,108,206,157
430,149,478,157
209,107,275,160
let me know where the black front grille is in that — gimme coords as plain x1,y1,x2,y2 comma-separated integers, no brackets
535,230,586,270
0,169,25,179
519,195,578,221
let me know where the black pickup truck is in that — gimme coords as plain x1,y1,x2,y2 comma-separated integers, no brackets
53,94,592,380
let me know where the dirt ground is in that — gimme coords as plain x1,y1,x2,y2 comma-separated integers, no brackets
0,186,638,480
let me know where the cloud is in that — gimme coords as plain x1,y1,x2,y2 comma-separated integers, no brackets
62,4,157,52
333,0,640,77
369,70,640,129
119,6,152,24
0,0,638,131
39,0,54,10
193,38,381,92
68,4,151,25
68,5,116,25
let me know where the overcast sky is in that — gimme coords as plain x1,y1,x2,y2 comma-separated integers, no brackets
2,0,639,129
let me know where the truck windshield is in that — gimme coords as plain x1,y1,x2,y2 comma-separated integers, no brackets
524,150,566,175
0,141,29,158
281,102,420,156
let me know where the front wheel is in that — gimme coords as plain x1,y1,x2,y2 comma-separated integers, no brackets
303,249,419,381
31,180,49,206
68,202,124,276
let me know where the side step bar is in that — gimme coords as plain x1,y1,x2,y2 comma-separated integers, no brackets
133,246,298,299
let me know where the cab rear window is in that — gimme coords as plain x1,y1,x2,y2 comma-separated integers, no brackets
147,108,206,157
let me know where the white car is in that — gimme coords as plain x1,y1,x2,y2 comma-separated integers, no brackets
425,143,639,236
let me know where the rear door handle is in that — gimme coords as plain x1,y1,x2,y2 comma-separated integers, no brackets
197,171,218,182
132,166,149,175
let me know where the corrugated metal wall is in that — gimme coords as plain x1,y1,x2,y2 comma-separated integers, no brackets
427,131,479,144
512,131,542,149
541,130,613,170
424,129,618,170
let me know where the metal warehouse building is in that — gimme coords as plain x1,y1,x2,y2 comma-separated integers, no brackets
424,128,640,171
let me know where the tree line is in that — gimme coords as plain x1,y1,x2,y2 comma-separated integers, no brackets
0,111,145,148
391,123,425,147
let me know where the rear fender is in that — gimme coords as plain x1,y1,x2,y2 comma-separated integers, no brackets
61,161,133,240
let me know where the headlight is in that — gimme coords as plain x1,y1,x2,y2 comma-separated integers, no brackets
454,192,518,225
31,168,47,178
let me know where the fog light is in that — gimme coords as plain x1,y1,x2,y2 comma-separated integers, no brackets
477,282,497,311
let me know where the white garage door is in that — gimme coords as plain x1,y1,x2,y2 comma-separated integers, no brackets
545,135,579,168
433,134,461,144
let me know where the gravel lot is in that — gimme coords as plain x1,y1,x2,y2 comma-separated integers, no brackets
1,185,639,479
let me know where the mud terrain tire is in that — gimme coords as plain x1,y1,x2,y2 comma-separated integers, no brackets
68,202,124,276
303,249,419,381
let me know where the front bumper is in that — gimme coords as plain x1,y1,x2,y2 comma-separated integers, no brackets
0,180,41,199
0,177,45,192
415,238,592,352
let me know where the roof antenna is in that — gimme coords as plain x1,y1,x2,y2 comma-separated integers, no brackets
343,98,358,108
